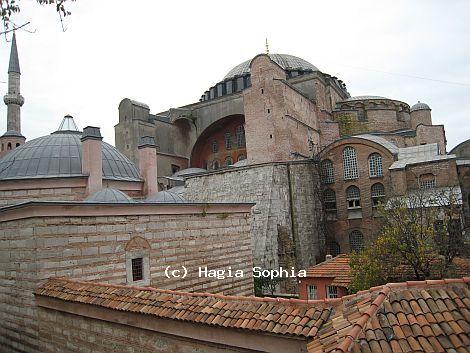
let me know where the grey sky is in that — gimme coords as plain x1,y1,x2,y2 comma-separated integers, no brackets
0,0,468,150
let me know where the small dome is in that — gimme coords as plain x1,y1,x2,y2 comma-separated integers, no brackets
172,168,207,178
167,185,185,195
0,117,140,181
146,190,186,203
224,54,318,80
411,101,431,112
85,188,135,203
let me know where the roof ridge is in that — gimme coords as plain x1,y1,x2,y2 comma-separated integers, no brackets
42,277,342,306
332,277,470,353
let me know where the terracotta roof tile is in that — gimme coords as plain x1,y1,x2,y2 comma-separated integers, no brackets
305,254,351,287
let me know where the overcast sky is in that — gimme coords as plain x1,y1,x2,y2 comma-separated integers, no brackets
0,0,468,150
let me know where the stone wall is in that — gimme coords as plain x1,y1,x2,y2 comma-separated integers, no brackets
38,307,245,353
182,161,324,289
0,204,253,353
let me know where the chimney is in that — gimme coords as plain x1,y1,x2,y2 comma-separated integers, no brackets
81,126,103,195
138,136,158,196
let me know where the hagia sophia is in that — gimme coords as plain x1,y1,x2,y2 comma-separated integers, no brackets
0,34,469,352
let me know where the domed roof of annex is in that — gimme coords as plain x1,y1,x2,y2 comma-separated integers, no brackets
224,54,319,80
146,190,187,203
410,101,431,112
85,188,135,203
0,116,141,181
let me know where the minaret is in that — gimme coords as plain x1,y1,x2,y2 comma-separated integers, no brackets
1,32,26,158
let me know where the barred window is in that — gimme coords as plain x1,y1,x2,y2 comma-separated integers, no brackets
236,125,245,147
225,156,233,166
321,160,334,184
327,240,341,257
357,109,366,122
349,230,364,252
327,286,338,299
371,183,385,206
211,140,219,153
346,186,361,209
323,189,337,210
131,258,143,281
343,147,358,180
225,133,232,150
419,173,436,189
368,153,383,177
308,285,317,300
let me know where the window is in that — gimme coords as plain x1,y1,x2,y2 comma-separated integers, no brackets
225,156,233,166
368,153,383,177
357,109,366,122
224,133,232,150
349,230,364,252
212,140,219,153
327,240,341,257
308,285,317,300
343,147,358,180
131,258,143,281
15,143,20,147
212,159,220,170
327,286,338,299
371,183,385,207
321,160,334,184
419,173,436,189
7,142,12,150
171,164,180,174
236,125,245,147
237,154,246,162
323,189,337,210
346,186,361,209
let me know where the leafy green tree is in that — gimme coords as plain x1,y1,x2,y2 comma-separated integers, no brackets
349,188,468,292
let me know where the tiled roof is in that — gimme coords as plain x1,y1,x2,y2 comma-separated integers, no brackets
305,254,351,287
35,278,333,338
35,277,470,352
307,278,470,353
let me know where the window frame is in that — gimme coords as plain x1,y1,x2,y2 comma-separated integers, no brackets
131,257,144,282
343,147,359,180
419,173,436,189
321,159,335,184
346,186,361,209
323,189,337,211
326,285,338,299
211,140,219,153
308,285,317,300
368,153,383,178
224,132,232,150
349,230,364,252
371,183,385,207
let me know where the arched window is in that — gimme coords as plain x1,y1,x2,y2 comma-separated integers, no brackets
237,154,246,162
371,183,385,206
349,230,364,252
225,156,233,166
327,240,341,257
236,125,245,147
15,143,20,147
323,189,337,210
7,142,12,150
321,159,334,184
224,133,232,150
211,140,219,153
1,143,3,151
212,159,220,170
346,186,361,209
368,153,383,177
419,173,436,189
343,147,358,180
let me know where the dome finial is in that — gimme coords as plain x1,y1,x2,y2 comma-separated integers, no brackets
265,38,269,55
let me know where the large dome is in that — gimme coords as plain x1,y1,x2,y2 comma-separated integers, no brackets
224,54,318,80
0,131,141,181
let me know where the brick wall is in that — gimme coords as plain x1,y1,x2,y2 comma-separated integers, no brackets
38,307,245,353
0,205,253,352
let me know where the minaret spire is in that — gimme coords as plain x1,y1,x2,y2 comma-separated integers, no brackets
1,31,26,157
3,31,24,134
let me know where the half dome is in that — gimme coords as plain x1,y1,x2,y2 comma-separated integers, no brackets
224,54,318,80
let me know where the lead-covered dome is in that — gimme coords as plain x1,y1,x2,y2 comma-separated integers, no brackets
410,101,431,112
85,188,135,203
0,117,141,181
224,54,318,80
